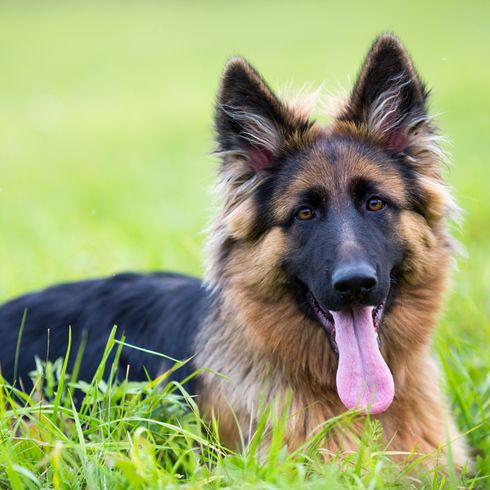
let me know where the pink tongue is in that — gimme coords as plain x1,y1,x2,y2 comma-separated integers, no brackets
331,307,394,414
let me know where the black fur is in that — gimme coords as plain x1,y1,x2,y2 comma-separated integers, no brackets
0,272,207,393
339,33,428,130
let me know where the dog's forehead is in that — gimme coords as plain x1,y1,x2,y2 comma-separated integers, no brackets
273,133,408,213
298,135,401,189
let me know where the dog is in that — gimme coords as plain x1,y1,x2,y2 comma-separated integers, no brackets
0,33,470,469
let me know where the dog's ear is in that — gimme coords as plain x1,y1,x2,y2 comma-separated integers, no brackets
216,57,307,171
338,34,429,153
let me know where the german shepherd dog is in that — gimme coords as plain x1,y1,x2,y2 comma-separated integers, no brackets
0,34,469,468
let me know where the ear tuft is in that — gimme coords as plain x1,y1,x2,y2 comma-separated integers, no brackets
338,33,429,154
215,57,305,171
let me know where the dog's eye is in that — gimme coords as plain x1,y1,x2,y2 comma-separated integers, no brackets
366,197,385,212
296,206,315,221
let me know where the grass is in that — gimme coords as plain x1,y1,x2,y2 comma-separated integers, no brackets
0,338,482,489
0,1,489,488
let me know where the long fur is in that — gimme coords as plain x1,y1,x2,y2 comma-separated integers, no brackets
0,33,471,472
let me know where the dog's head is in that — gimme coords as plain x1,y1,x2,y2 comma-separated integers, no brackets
207,34,458,414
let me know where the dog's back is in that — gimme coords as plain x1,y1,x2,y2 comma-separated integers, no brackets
0,272,206,392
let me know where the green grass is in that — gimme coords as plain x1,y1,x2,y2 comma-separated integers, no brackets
0,338,482,489
0,1,489,488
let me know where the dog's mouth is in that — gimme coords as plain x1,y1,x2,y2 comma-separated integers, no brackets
306,291,394,414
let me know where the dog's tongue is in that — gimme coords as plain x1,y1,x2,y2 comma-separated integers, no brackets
331,307,394,414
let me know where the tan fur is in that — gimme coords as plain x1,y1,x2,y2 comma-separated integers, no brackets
199,144,469,471
197,35,470,473
197,237,468,467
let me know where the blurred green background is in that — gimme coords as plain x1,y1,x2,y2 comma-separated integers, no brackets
0,1,488,293
0,2,488,350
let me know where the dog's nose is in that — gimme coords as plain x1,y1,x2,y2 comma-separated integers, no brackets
332,264,377,299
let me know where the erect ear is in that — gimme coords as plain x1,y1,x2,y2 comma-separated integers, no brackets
215,57,308,171
338,34,429,153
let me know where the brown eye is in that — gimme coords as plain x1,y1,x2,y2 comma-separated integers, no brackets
366,197,385,212
296,206,315,221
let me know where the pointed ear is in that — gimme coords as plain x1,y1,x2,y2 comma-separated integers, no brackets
338,34,429,153
215,57,307,171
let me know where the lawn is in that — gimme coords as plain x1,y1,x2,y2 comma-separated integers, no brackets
0,1,489,488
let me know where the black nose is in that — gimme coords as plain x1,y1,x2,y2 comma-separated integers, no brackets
332,264,377,299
